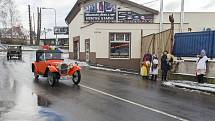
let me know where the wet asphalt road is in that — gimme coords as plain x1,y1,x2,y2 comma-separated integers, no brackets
0,51,215,121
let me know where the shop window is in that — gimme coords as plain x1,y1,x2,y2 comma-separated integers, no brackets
116,33,124,41
110,33,115,41
109,33,131,58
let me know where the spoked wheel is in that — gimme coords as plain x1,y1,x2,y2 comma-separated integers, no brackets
18,55,22,60
47,72,57,87
34,68,39,80
72,71,81,85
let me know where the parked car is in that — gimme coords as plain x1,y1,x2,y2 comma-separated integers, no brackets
32,49,81,86
7,45,22,60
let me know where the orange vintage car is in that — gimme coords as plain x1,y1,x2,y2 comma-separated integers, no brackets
32,49,81,86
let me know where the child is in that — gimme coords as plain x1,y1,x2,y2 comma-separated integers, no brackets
150,55,159,81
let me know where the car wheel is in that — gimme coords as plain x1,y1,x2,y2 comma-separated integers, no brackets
47,72,57,87
18,55,21,60
72,71,81,85
34,68,39,80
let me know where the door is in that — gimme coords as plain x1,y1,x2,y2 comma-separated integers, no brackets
35,53,47,74
73,40,80,60
85,39,90,62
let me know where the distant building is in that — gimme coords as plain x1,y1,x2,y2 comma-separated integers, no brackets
40,38,69,46
65,0,215,71
0,26,28,45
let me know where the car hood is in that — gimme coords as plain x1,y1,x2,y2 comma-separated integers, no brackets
46,60,64,66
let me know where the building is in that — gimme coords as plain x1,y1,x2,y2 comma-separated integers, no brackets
40,38,69,46
65,0,215,71
0,26,28,45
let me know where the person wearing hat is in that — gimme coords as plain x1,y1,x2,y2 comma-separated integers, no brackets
161,51,170,81
196,49,208,83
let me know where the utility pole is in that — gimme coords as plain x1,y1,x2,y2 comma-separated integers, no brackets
33,13,35,34
28,5,33,45
159,0,163,32
44,28,47,39
33,13,36,45
180,0,185,32
37,7,42,45
39,8,42,44
169,14,174,54
37,8,39,45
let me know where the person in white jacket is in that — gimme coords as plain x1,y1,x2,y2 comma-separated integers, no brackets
150,55,159,81
196,49,208,83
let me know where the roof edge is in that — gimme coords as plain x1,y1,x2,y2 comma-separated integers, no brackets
65,0,159,24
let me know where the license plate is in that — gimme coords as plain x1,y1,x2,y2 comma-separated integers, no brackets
60,76,72,80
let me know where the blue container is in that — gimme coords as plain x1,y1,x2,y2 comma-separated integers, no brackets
173,31,215,58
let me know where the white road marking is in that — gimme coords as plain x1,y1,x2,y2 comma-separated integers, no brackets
80,84,189,121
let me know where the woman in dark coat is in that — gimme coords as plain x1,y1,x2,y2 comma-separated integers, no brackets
161,51,170,81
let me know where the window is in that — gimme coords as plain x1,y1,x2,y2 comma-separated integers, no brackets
38,53,45,61
45,52,62,60
109,33,131,58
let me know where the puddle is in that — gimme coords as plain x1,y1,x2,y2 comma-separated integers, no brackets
0,86,65,121
37,95,51,107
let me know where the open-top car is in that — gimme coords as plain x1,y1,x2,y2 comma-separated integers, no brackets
7,45,22,60
32,49,81,86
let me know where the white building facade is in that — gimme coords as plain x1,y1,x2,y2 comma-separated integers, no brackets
66,0,215,71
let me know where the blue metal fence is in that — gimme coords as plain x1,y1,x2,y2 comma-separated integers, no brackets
173,31,215,58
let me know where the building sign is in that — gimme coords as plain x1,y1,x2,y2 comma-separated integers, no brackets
84,1,154,23
118,11,154,23
54,27,69,35
84,1,116,23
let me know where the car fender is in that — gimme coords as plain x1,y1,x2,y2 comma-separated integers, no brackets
48,65,58,73
32,63,38,73
68,65,81,76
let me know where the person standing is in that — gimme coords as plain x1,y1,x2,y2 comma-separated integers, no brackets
161,51,170,81
150,55,159,81
140,58,151,79
140,54,152,80
196,50,208,83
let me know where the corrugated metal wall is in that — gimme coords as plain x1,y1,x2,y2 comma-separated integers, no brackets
173,31,215,58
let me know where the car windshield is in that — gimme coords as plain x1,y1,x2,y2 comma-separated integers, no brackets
44,52,62,60
8,46,20,49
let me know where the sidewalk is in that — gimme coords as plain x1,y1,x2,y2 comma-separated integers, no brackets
163,80,215,94
64,58,139,75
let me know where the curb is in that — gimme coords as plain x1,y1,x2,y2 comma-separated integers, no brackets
174,84,215,94
88,66,139,75
162,81,215,94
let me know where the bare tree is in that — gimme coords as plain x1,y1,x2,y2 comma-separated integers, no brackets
0,0,19,27
0,0,20,39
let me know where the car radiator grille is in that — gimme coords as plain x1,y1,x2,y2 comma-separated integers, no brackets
60,64,68,74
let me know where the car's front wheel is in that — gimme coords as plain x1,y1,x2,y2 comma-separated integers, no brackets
72,71,81,85
18,55,22,60
47,72,58,87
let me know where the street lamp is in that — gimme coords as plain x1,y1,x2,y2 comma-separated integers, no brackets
41,7,58,45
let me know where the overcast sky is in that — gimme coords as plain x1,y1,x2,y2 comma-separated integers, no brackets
15,0,215,37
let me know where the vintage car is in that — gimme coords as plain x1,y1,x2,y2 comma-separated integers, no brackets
7,45,22,60
32,49,81,86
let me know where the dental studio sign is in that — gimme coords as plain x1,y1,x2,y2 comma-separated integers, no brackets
84,1,116,23
84,1,154,23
